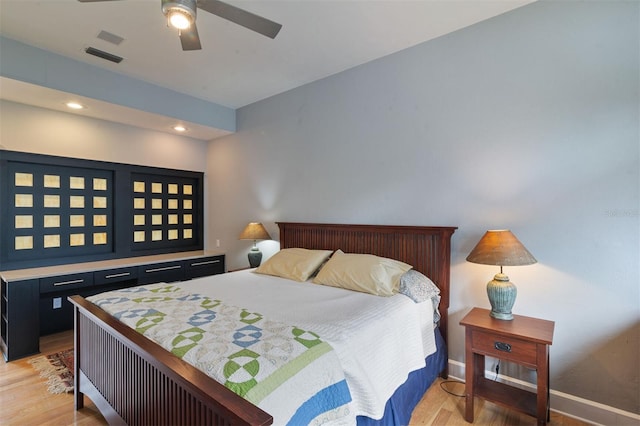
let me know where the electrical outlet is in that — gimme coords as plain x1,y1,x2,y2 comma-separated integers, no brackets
216,239,220,247
53,297,62,309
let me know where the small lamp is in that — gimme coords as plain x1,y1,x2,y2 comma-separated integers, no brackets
239,222,271,268
466,230,537,320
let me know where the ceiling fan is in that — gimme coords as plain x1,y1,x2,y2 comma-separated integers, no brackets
78,0,282,51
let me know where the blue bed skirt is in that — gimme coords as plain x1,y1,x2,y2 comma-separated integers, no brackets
356,327,447,426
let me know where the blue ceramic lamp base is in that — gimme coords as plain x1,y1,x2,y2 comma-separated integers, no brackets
247,249,263,268
487,273,517,320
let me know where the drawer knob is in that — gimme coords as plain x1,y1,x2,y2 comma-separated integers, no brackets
494,341,512,352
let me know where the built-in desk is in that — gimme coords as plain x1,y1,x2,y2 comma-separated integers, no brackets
1,251,225,361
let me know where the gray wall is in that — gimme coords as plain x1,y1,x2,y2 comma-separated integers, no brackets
207,0,639,414
0,100,209,172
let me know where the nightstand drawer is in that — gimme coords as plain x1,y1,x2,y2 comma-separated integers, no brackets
471,329,537,365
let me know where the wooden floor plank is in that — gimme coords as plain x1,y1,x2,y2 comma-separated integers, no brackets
1,330,591,425
0,331,106,426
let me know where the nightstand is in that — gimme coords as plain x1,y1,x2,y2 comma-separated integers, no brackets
460,308,555,425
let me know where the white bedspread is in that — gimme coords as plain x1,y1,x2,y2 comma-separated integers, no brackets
178,269,436,421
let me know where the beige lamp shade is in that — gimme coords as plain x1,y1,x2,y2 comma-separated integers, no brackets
239,222,271,241
466,230,536,267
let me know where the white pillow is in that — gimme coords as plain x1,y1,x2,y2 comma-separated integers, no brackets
255,248,333,282
313,250,412,296
399,269,442,322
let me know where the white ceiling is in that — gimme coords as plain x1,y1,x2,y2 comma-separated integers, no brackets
0,0,534,139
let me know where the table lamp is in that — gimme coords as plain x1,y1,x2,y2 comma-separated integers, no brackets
239,222,271,267
466,230,537,320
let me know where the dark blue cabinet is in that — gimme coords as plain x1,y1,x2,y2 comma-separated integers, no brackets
1,253,224,361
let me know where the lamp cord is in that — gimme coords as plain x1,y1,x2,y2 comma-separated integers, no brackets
438,360,501,398
439,380,466,398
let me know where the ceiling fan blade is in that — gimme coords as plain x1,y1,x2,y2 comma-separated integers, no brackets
180,24,202,51
197,0,282,39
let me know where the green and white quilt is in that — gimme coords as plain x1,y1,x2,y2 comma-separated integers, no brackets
87,283,353,425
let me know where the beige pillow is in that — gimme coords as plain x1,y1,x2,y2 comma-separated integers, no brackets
255,248,333,282
313,250,412,296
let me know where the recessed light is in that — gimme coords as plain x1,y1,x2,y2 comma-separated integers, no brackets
66,102,85,110
173,125,187,132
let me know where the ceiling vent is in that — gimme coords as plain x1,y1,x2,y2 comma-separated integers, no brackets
85,47,123,64
97,30,125,46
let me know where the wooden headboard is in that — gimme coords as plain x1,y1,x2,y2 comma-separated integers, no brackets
277,222,457,349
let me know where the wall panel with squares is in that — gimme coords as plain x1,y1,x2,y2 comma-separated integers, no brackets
0,150,203,270
130,173,201,252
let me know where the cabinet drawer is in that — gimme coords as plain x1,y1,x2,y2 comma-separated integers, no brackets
40,272,94,294
471,329,537,365
95,267,138,286
138,261,184,285
184,255,225,279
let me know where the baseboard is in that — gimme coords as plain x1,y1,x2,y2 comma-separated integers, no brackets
448,360,640,425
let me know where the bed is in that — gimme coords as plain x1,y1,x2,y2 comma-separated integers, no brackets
69,222,456,425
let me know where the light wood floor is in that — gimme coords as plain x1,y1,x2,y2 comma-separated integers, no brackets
410,379,591,426
1,330,591,426
0,331,106,426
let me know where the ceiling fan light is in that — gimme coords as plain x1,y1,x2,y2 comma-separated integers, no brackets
162,1,196,30
168,9,192,30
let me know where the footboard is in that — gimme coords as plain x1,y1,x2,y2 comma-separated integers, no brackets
69,295,273,426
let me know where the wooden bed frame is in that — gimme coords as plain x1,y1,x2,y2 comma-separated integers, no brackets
69,222,456,425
